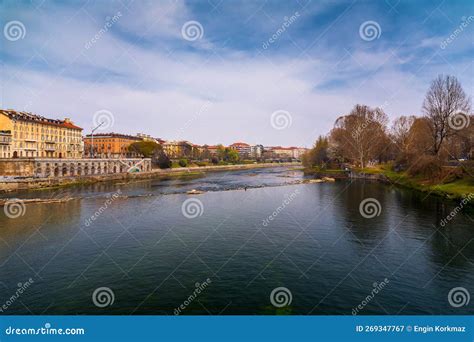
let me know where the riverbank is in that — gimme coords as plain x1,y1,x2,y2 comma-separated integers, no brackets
304,166,474,202
0,162,301,193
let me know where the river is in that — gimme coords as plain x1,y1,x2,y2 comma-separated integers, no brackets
0,167,473,314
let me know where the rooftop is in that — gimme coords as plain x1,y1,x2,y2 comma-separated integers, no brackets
0,109,83,130
84,132,142,140
230,142,250,147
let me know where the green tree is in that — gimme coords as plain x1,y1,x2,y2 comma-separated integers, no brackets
225,149,240,163
128,141,161,158
153,150,172,169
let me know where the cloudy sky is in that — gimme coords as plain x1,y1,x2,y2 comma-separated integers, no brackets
1,0,473,147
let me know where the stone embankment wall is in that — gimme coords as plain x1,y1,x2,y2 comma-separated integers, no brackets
0,158,151,177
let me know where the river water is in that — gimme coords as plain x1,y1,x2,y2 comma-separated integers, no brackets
0,167,473,315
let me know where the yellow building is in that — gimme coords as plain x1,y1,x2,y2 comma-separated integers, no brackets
162,140,193,158
0,109,83,159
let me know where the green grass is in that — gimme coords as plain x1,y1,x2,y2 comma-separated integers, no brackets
378,167,474,200
428,178,474,198
309,163,474,200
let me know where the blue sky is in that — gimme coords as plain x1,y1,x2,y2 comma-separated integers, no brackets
1,0,473,146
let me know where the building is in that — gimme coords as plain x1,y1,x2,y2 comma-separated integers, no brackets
206,145,220,157
162,140,193,159
229,142,251,158
291,147,308,160
0,109,83,159
136,133,165,145
249,144,264,159
83,133,142,158
268,146,294,159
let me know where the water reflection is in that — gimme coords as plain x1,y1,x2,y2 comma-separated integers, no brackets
0,167,472,315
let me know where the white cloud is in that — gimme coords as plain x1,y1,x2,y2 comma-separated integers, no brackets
1,1,472,147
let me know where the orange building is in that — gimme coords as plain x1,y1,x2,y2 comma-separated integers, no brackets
83,133,142,158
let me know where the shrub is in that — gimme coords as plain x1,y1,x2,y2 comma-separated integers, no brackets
407,155,442,178
154,151,172,169
178,159,188,167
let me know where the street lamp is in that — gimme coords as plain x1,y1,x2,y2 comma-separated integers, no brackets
90,121,105,158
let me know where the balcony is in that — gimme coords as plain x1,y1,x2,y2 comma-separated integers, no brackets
44,147,56,151
0,131,12,145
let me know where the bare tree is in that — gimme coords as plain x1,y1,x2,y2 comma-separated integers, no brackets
422,75,471,155
329,104,389,168
391,115,416,153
